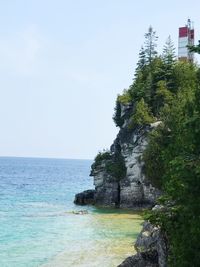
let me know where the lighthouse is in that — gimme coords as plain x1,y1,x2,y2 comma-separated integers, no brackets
178,19,194,62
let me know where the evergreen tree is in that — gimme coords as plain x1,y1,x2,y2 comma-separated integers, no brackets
144,62,200,266
144,26,158,64
136,46,146,72
129,98,154,129
188,40,200,54
162,35,176,65
162,36,176,90
113,100,124,127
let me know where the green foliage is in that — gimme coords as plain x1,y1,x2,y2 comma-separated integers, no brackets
129,98,154,129
171,61,197,94
143,63,200,266
111,25,200,266
113,100,124,127
136,46,146,72
154,81,173,114
144,26,158,64
162,35,176,66
113,27,177,127
117,89,132,104
188,41,200,54
94,150,112,164
105,153,126,181
91,150,126,181
143,124,169,189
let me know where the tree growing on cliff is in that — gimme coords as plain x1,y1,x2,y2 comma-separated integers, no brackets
144,61,200,266
136,46,146,72
162,35,176,65
144,26,158,64
113,100,124,127
129,98,154,129
111,26,200,266
162,36,176,90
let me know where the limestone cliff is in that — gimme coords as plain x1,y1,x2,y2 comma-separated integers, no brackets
74,102,161,209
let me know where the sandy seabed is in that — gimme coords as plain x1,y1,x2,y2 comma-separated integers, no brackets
42,213,143,267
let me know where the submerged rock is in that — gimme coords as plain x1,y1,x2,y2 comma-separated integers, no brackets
72,210,88,215
74,189,95,205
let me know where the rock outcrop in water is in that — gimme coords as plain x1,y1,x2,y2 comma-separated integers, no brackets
118,221,167,267
74,102,164,265
74,102,161,209
74,189,95,205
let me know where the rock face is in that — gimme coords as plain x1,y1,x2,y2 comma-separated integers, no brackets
88,124,161,208
91,160,120,207
115,125,160,208
74,102,161,208
118,222,168,267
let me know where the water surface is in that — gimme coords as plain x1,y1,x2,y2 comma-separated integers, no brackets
0,157,142,267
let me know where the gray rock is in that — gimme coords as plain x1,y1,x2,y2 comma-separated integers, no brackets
118,221,167,267
74,190,95,205
90,123,161,209
117,252,158,267
135,222,167,267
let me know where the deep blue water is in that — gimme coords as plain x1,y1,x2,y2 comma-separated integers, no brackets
0,157,142,267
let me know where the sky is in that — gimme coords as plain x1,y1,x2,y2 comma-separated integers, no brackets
0,0,200,160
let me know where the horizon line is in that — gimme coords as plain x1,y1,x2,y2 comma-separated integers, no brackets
0,155,93,161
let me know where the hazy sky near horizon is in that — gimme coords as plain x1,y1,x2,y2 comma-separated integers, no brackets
0,0,200,159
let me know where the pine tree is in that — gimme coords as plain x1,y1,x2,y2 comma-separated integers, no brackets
162,35,176,65
144,26,158,64
162,36,176,90
188,40,200,54
136,46,146,72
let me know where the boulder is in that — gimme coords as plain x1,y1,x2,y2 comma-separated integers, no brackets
74,189,95,205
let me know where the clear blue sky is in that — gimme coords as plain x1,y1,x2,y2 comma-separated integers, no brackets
0,0,200,159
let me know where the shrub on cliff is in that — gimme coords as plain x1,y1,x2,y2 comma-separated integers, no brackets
91,150,126,181
128,98,155,129
90,150,112,172
94,151,112,163
105,153,126,181
113,100,125,127
117,89,132,104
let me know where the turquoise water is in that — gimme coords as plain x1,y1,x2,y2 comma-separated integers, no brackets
0,157,142,267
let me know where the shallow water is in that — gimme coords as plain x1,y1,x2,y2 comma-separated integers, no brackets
42,212,142,267
0,157,142,267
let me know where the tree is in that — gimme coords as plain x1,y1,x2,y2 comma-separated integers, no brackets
129,98,154,129
144,62,200,266
144,26,158,64
136,46,146,72
113,99,124,127
162,35,176,65
188,40,200,54
162,36,176,90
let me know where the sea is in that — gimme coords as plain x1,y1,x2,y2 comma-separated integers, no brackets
0,157,142,267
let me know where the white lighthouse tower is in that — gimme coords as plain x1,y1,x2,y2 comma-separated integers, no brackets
178,19,194,62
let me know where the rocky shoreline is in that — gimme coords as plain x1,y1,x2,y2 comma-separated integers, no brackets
118,221,167,267
74,102,166,266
